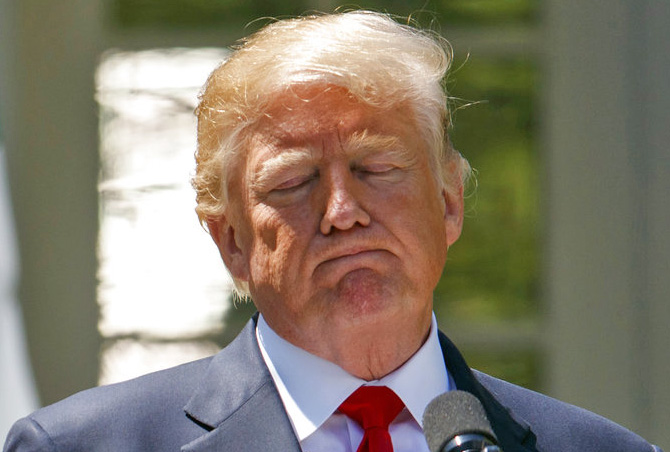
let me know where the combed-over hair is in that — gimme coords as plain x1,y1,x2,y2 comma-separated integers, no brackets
193,10,470,229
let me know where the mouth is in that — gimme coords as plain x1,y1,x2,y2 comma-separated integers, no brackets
320,244,382,261
325,247,374,261
315,247,391,276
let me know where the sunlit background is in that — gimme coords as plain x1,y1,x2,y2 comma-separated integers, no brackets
1,0,668,448
95,48,232,384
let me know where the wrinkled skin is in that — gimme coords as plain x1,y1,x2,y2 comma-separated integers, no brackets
209,86,463,380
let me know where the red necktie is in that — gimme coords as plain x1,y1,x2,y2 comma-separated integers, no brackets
338,386,405,452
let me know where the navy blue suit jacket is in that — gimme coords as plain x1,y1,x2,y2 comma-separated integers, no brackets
4,317,662,451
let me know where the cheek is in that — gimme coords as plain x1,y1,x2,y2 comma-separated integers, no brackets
247,208,306,286
248,205,283,251
386,183,448,267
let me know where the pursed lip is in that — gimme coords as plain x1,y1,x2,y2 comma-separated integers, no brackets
313,245,391,273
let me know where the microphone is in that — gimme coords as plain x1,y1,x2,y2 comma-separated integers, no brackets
422,390,502,452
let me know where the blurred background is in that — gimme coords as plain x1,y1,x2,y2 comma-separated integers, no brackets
0,0,668,447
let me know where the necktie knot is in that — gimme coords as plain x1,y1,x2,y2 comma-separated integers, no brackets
338,386,405,452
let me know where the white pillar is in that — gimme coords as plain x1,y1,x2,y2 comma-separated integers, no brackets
0,146,38,441
0,0,104,406
544,0,669,447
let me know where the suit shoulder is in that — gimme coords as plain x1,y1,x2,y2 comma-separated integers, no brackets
474,371,659,452
41,355,213,417
4,416,56,452
5,356,214,452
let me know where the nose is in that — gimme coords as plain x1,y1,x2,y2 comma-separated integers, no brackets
319,169,371,235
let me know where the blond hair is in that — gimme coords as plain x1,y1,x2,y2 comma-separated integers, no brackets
193,10,469,229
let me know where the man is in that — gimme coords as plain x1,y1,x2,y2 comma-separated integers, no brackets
4,10,662,452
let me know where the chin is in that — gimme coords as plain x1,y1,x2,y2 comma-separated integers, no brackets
326,270,408,320
337,267,391,296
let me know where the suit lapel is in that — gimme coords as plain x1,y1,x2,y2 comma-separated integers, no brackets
438,331,539,452
181,317,538,451
182,316,301,452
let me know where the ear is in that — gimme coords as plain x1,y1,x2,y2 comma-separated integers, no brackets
207,215,250,283
442,186,464,247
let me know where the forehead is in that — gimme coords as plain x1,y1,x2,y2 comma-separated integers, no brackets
246,86,421,161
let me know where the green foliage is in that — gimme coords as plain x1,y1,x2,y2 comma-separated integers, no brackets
112,0,311,29
344,0,537,25
436,0,538,25
461,346,542,390
435,56,540,324
110,0,537,29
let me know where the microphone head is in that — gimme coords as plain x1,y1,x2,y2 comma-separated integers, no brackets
422,390,498,452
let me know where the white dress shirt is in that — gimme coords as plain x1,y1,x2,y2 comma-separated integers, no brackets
256,313,454,452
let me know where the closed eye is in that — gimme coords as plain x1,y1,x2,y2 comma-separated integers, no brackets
272,172,318,192
359,163,397,174
352,145,417,178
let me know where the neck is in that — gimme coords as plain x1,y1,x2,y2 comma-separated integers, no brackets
302,314,432,381
337,334,430,381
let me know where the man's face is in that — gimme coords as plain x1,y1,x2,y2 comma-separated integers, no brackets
210,86,463,370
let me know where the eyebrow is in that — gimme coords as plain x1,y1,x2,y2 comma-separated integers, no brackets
249,130,411,191
251,149,315,192
343,130,402,160
344,130,418,167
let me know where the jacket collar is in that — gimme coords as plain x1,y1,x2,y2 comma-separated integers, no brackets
182,314,300,451
438,331,538,452
182,316,537,452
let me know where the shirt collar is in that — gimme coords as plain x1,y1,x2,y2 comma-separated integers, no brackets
256,313,452,441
